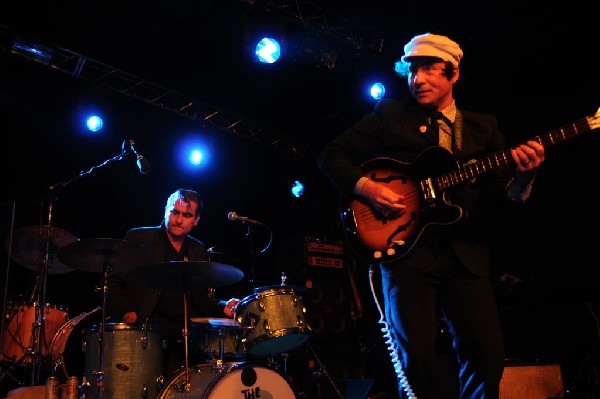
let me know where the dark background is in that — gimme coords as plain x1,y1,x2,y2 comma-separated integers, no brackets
1,1,599,397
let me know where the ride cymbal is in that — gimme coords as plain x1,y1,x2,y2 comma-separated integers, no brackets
122,261,244,290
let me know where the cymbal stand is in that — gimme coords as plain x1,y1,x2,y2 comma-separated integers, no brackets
1,201,15,353
174,275,192,393
27,203,58,385
91,253,116,399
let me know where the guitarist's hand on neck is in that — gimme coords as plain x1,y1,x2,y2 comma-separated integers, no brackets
508,140,545,201
511,140,545,173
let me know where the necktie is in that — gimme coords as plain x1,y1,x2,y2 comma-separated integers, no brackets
437,113,454,152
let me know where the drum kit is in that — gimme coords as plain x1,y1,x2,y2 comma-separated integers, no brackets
1,225,318,398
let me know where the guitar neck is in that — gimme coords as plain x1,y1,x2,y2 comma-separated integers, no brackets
436,114,595,191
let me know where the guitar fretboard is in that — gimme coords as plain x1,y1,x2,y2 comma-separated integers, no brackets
436,115,593,191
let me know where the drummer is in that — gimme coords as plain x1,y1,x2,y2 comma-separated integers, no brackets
107,188,241,379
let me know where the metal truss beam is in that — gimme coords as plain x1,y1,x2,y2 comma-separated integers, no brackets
1,25,309,159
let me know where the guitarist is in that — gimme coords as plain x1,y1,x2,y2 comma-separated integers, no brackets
317,32,545,399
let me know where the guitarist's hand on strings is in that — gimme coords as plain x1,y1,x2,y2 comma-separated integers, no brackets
358,178,406,218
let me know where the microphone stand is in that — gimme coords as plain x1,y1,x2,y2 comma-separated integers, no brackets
245,224,257,287
35,145,143,387
242,221,272,289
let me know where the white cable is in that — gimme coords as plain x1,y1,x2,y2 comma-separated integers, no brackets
368,264,417,399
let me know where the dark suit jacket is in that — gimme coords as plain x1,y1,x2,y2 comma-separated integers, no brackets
318,97,517,276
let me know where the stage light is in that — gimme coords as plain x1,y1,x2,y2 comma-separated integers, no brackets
369,82,386,100
255,37,281,64
85,115,104,132
190,150,203,165
291,180,304,198
174,134,213,173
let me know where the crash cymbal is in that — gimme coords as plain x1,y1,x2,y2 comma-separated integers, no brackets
9,225,78,274
57,238,154,274
123,261,244,290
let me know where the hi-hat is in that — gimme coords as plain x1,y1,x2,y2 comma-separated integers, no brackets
9,225,79,274
57,238,154,274
122,261,244,290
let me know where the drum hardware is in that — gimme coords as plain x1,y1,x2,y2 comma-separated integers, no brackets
117,261,245,394
57,237,155,399
2,149,149,390
2,220,78,386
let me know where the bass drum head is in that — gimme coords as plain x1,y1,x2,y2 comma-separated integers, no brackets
157,362,300,399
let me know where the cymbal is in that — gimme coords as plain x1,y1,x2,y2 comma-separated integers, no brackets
9,225,78,274
57,238,154,274
122,261,244,290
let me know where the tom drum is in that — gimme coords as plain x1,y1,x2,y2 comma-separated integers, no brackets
82,322,164,399
0,302,68,364
235,287,308,356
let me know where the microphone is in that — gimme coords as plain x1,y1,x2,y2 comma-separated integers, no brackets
227,212,262,225
129,139,151,174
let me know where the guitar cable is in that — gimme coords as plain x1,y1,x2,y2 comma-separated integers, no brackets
368,264,417,399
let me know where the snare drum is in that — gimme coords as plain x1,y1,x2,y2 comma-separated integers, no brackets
82,322,164,399
189,318,246,361
0,302,68,363
235,287,309,356
157,362,300,398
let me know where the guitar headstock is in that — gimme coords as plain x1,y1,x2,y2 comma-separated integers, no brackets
589,106,600,130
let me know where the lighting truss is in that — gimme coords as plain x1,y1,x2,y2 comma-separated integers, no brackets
0,25,310,159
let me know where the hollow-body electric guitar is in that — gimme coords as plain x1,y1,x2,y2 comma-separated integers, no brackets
340,108,600,263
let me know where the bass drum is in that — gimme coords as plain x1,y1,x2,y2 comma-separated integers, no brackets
157,362,300,399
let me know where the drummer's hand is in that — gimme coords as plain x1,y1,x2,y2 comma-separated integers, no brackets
123,311,137,324
224,298,240,318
